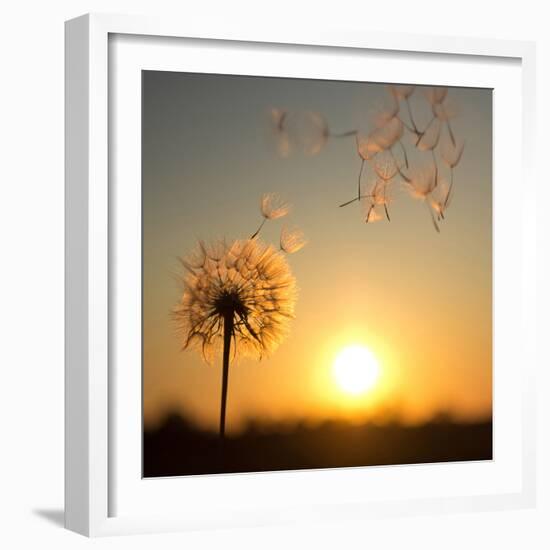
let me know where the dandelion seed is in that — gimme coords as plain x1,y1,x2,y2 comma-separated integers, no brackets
280,225,308,254
261,193,290,220
429,178,452,220
371,92,400,128
340,145,373,208
374,151,399,182
406,164,438,200
356,132,378,161
432,97,460,122
362,178,392,222
388,84,415,100
251,193,291,239
416,118,441,151
441,133,465,168
270,108,291,158
271,108,287,132
285,111,329,156
423,86,448,105
369,117,404,152
364,204,383,223
173,238,297,439
405,165,443,232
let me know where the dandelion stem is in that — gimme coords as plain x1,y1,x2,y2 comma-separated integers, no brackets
416,116,436,147
397,117,415,133
445,169,454,208
398,140,409,169
339,193,373,208
446,120,456,147
405,97,419,134
365,204,374,223
432,149,439,187
339,197,359,208
358,158,365,200
329,129,358,138
219,312,234,442
250,218,266,239
426,201,440,233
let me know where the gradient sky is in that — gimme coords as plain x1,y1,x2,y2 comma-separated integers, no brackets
142,71,492,433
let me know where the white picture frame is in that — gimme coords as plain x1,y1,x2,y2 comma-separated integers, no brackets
65,12,537,537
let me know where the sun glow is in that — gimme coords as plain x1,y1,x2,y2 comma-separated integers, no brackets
333,345,381,395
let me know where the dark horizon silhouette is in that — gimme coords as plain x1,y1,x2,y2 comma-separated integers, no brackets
143,411,492,477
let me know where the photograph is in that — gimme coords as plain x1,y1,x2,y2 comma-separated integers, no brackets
141,71,493,477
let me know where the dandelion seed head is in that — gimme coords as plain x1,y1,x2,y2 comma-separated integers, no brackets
261,193,290,220
173,239,297,361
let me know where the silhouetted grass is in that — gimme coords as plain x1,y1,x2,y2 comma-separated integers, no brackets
143,413,492,477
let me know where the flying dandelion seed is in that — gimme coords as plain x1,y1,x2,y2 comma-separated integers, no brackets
374,151,399,182
432,98,460,146
369,117,404,152
429,178,452,220
356,132,379,161
173,238,297,440
371,93,400,128
406,164,438,200
433,98,460,122
362,195,384,223
270,108,291,158
362,178,392,223
251,193,291,238
338,136,376,208
441,134,465,205
282,111,330,156
416,118,442,151
388,84,415,100
280,225,308,254
406,164,442,232
423,86,448,105
269,109,330,156
441,134,465,169
267,82,465,233
261,193,290,220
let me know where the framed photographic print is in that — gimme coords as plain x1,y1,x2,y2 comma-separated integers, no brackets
65,13,537,536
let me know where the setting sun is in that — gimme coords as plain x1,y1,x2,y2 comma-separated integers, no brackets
333,345,381,395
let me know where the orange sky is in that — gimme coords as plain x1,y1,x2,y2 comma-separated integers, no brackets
142,72,492,433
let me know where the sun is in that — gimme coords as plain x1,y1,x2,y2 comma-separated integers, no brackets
333,345,380,395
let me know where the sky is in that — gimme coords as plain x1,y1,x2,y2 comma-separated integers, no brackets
142,71,492,433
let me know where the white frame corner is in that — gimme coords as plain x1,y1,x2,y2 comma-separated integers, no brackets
65,12,537,537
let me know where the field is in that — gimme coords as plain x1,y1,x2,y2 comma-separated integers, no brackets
144,413,492,477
